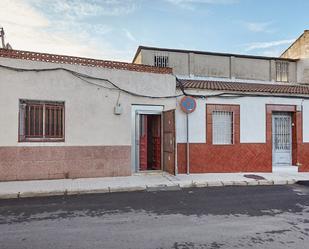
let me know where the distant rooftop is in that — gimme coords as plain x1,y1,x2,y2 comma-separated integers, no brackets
280,30,309,57
133,45,298,63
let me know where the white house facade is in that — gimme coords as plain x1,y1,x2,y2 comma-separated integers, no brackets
1,30,309,181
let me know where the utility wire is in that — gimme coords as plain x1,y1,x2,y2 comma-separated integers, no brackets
0,64,183,99
1,63,309,99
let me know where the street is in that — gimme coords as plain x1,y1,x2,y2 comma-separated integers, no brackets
0,184,309,249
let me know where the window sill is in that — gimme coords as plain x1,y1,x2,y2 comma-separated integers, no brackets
18,138,65,143
212,143,235,146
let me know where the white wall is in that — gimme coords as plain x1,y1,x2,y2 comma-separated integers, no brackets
176,98,206,143
0,58,176,146
176,90,308,144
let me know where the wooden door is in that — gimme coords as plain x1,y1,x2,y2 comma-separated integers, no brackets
152,115,161,170
163,109,176,175
139,115,148,170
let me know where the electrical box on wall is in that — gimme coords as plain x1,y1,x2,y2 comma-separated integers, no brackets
114,103,123,115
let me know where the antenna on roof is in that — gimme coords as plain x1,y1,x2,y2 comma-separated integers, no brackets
0,27,12,50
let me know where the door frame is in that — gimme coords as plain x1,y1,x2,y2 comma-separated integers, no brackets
272,112,292,167
131,105,163,173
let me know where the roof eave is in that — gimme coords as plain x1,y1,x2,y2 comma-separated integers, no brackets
181,87,309,98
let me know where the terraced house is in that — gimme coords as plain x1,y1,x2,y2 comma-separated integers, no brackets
0,30,309,181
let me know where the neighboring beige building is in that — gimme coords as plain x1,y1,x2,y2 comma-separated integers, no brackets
133,41,308,84
281,30,309,83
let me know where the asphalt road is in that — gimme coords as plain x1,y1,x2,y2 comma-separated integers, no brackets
1,184,309,249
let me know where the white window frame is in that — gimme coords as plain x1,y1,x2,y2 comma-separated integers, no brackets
276,61,289,82
212,111,234,145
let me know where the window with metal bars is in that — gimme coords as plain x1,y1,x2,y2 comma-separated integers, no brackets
273,115,291,151
154,55,169,67
212,111,233,145
19,100,65,142
276,61,289,82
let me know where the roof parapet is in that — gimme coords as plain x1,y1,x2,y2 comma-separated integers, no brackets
0,49,173,74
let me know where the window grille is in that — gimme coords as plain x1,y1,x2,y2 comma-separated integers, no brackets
154,55,169,67
212,111,233,145
276,61,289,82
19,100,64,142
273,115,291,150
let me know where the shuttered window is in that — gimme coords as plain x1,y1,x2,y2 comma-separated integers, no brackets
276,61,289,82
19,100,64,142
212,111,233,145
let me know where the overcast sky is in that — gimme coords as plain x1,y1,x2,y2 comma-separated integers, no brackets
0,0,308,62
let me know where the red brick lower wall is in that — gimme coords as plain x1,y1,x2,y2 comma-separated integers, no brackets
177,143,272,173
297,144,309,172
0,146,131,181
176,104,309,173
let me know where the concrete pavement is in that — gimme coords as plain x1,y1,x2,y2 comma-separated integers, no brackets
1,171,309,199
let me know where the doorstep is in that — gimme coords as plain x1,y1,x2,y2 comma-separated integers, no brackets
272,165,299,173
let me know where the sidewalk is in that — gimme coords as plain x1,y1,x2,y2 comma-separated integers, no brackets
1,171,309,199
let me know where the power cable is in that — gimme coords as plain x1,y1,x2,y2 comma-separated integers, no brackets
1,63,309,99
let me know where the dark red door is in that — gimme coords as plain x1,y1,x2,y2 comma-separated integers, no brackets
139,115,148,171
163,110,176,175
152,115,161,170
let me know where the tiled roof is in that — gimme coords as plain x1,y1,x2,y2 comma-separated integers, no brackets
0,49,172,74
179,79,309,95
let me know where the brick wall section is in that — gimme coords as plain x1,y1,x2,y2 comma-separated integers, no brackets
0,49,172,74
178,104,309,173
177,143,270,173
0,146,131,181
178,104,271,173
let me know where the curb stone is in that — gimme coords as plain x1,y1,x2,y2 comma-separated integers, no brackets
194,182,208,188
19,190,65,198
246,181,259,186
233,181,248,186
109,186,146,193
178,181,194,188
0,177,306,199
206,181,224,187
67,188,110,195
288,179,297,184
273,180,288,185
221,181,235,186
0,193,19,199
258,180,274,185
